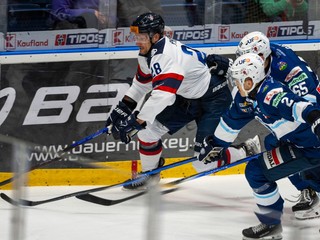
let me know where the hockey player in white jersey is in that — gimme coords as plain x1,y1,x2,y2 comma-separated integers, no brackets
236,31,320,220
105,12,234,190
198,53,320,239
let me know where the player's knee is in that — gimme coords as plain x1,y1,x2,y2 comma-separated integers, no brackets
245,159,268,189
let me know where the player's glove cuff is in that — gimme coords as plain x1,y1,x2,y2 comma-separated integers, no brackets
198,136,224,164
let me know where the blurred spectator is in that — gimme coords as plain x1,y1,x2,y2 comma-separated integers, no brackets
205,0,246,24
51,0,115,29
51,0,163,29
116,0,163,27
247,0,308,22
184,0,205,26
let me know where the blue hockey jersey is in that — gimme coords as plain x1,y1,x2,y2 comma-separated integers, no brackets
213,76,320,158
269,43,320,104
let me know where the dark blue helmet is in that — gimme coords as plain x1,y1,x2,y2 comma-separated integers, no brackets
130,12,165,38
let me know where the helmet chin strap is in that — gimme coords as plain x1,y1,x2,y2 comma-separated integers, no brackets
145,33,162,56
248,81,264,100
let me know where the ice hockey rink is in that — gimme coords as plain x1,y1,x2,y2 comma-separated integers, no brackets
1,175,320,240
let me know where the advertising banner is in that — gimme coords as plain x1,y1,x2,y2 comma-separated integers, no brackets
1,21,320,52
0,59,196,172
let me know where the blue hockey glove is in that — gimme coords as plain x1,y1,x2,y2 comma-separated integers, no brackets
311,118,320,140
117,111,145,144
106,101,132,140
307,110,320,140
198,136,224,164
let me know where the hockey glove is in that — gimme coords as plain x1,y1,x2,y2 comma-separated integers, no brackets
106,101,132,140
306,109,320,140
117,111,145,144
311,118,320,141
206,54,233,77
198,136,224,164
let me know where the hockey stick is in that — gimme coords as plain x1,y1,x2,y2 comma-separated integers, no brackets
0,156,197,206
0,127,110,187
76,152,263,206
76,187,180,206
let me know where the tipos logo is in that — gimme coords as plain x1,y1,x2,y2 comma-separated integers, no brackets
55,34,67,46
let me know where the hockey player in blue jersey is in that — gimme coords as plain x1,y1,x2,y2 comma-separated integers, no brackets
198,53,320,239
236,31,320,220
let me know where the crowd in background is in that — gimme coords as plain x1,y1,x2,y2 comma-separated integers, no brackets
5,0,315,32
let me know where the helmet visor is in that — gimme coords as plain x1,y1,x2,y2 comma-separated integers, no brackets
130,33,149,43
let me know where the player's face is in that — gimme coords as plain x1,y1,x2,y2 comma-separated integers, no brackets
235,78,253,97
133,33,152,55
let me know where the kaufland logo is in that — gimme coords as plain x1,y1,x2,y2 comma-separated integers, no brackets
267,25,314,37
5,34,48,49
5,34,16,50
112,30,124,45
218,27,248,41
218,26,230,41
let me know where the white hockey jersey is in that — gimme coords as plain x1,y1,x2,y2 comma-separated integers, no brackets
125,36,211,124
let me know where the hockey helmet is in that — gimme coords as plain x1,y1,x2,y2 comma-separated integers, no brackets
230,53,266,96
236,31,271,60
130,12,165,38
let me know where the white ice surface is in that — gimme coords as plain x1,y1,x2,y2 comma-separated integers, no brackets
1,175,320,240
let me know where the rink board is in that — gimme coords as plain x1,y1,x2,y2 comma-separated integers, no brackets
0,158,246,189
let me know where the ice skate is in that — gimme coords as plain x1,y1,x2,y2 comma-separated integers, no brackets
292,188,320,220
242,223,282,240
233,135,261,157
122,157,165,191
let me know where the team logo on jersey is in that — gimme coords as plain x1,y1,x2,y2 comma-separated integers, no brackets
264,88,283,105
261,86,269,93
263,148,284,169
277,61,287,71
151,49,158,57
285,66,302,82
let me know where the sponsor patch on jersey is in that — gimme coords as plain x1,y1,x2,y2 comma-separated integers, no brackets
317,84,320,94
263,148,284,169
277,61,287,71
239,101,250,107
264,88,283,105
288,72,308,88
272,92,287,107
285,66,302,82
238,100,253,113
